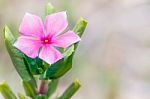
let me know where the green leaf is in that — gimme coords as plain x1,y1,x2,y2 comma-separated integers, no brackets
24,56,45,75
63,45,74,58
64,17,87,59
45,3,55,16
23,56,39,75
43,58,70,79
47,79,59,97
18,93,27,99
73,17,88,50
43,18,87,79
58,79,81,99
54,46,64,53
22,80,37,98
36,95,48,99
4,25,35,82
43,47,74,79
73,17,88,37
0,81,17,99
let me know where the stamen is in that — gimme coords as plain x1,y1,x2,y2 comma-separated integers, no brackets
41,37,51,44
44,39,49,43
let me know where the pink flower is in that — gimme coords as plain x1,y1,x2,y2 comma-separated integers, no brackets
14,12,81,64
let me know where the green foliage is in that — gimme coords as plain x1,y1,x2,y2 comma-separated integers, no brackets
1,2,87,99
24,56,45,75
18,93,27,99
45,3,55,16
36,95,48,99
58,79,81,99
47,79,59,97
22,81,37,99
73,17,88,49
4,25,35,82
73,17,88,37
43,57,72,79
0,81,17,99
44,18,87,79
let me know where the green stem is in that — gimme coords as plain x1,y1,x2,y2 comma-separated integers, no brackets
38,80,48,95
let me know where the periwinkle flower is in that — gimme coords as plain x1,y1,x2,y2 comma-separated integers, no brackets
14,12,81,64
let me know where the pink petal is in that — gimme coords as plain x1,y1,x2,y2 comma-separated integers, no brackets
39,45,63,64
44,11,68,36
19,13,44,38
52,31,81,48
13,36,42,58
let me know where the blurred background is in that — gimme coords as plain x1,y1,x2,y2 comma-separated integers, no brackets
1,0,150,99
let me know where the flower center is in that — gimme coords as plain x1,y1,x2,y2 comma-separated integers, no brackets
41,37,51,44
44,39,49,43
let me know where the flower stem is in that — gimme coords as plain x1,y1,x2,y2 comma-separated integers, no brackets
38,80,48,95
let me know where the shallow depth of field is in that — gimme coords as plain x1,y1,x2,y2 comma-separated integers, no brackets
1,0,150,99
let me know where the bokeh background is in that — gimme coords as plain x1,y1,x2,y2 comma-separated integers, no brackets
1,0,150,99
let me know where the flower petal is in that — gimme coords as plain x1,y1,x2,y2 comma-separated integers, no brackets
39,45,63,64
52,31,81,48
13,36,42,58
44,11,68,36
19,13,44,38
